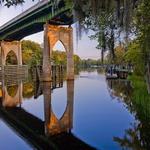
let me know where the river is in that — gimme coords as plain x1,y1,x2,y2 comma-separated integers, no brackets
0,69,149,150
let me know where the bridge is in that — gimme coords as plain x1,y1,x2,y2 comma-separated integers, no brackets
0,0,74,81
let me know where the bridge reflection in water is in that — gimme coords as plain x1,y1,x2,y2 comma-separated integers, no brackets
0,76,95,150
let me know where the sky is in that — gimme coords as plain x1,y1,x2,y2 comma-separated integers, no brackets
0,0,101,60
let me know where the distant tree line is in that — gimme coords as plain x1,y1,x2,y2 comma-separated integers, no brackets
80,59,102,68
5,40,82,68
5,40,103,69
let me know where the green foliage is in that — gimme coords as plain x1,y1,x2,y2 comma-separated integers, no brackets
105,44,126,64
135,0,150,64
128,75,147,94
124,40,145,75
6,50,18,65
0,0,34,7
23,82,34,98
22,40,42,68
52,50,66,65
52,50,81,67
7,85,18,97
113,45,125,64
73,54,81,67
70,0,139,62
80,59,101,68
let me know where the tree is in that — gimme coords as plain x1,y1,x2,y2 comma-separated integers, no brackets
6,50,18,65
135,0,150,67
0,0,33,7
70,0,139,62
22,40,42,67
114,44,125,64
52,51,67,65
124,40,145,75
73,54,81,67
52,50,81,67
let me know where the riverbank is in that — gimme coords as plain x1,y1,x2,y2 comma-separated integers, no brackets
128,74,150,117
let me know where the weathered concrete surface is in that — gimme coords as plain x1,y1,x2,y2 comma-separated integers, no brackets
43,24,74,81
42,23,51,81
0,41,22,65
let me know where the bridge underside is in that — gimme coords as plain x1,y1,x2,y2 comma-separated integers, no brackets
5,13,73,41
0,0,73,41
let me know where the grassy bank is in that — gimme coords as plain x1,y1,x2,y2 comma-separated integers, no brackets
128,74,150,119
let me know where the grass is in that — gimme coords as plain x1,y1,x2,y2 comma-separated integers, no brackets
128,74,150,119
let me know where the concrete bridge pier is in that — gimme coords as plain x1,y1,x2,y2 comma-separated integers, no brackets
42,24,74,82
0,41,22,66
42,23,51,82
67,27,74,80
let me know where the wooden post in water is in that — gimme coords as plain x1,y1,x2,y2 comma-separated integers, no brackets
42,23,51,82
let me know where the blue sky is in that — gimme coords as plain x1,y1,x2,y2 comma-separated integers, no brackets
0,0,101,59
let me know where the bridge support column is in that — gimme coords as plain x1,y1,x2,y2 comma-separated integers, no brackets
45,25,74,81
1,41,22,65
67,27,74,80
42,23,51,82
18,41,22,65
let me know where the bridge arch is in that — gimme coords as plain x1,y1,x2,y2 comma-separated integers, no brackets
52,40,67,52
6,50,18,65
1,41,22,65
52,40,67,65
2,82,23,107
46,25,74,80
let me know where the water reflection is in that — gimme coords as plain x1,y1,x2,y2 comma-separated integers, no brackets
43,80,73,136
106,79,132,101
1,70,150,150
1,80,22,107
0,76,95,150
106,79,150,150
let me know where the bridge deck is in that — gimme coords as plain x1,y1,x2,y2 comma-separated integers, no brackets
0,0,73,40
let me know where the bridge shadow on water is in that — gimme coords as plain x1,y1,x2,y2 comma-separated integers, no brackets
0,74,95,150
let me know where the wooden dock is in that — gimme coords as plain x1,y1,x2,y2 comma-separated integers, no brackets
106,65,133,79
32,65,64,82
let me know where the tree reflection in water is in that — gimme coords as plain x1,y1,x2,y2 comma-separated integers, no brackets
107,79,150,150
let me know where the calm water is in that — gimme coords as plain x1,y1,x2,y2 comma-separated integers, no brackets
0,69,149,150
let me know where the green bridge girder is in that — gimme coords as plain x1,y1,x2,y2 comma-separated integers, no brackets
0,0,73,41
